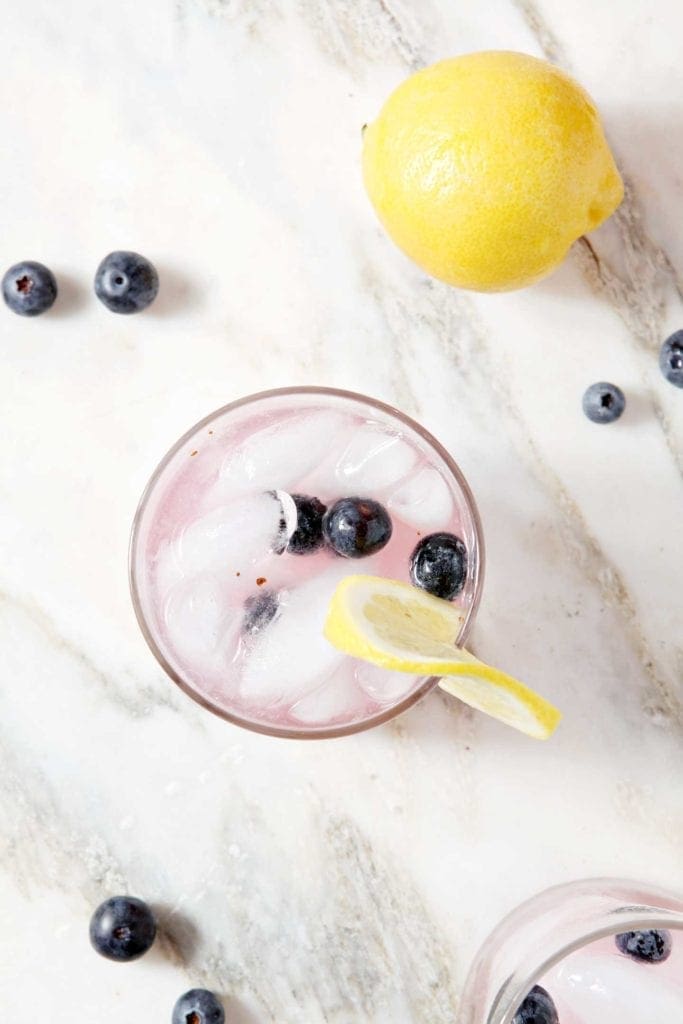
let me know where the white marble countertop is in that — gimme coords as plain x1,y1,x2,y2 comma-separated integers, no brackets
1,0,681,1020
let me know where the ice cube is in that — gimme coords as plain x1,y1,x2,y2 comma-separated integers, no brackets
217,410,348,496
239,562,358,707
548,951,683,1024
175,491,284,580
388,465,455,531
163,573,232,669
290,665,364,725
355,661,422,705
334,425,417,492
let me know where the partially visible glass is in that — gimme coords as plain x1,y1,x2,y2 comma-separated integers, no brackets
460,878,683,1023
129,386,484,738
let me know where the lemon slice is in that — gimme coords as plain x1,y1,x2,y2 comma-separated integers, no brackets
324,576,561,739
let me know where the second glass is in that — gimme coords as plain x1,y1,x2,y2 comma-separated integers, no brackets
460,878,683,1023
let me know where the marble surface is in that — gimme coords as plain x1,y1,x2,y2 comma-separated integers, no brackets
0,0,681,1019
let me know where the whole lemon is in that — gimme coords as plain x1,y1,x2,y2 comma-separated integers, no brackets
362,51,623,291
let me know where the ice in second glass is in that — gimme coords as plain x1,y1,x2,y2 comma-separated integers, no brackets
534,931,683,1022
459,879,683,1024
130,388,482,737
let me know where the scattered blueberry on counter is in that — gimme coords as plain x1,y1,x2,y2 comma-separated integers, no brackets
615,928,672,963
322,496,392,558
172,988,225,1024
88,899,226,1019
512,984,559,1024
659,330,683,388
2,261,57,316
286,494,327,554
94,250,159,313
410,532,467,600
582,381,625,424
89,896,157,962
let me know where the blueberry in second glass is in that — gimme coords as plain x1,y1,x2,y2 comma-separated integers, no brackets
94,251,159,313
172,988,225,1024
89,895,157,961
512,985,559,1024
410,532,467,600
287,494,327,554
582,382,625,424
659,330,683,388
322,497,392,558
615,928,672,963
2,261,57,316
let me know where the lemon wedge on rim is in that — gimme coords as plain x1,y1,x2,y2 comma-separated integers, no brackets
324,576,561,739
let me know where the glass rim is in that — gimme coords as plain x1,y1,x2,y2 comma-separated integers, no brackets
129,385,486,739
460,877,683,1024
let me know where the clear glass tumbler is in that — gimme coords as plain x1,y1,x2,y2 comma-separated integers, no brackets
460,878,683,1023
129,386,485,738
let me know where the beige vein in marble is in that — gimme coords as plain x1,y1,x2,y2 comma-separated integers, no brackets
575,201,670,352
297,0,425,70
513,3,683,473
0,726,205,976
362,266,681,731
444,294,683,731
651,392,683,482
193,811,461,1022
0,588,179,720
512,0,569,66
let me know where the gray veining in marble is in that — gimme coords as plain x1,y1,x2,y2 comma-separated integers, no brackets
0,0,681,1020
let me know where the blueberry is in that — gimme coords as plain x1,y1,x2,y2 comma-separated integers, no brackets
659,330,683,388
94,251,159,313
582,382,625,424
615,928,672,963
172,989,225,1024
512,985,559,1024
2,261,57,316
89,896,156,962
410,532,467,600
322,497,392,558
243,590,279,635
286,494,327,554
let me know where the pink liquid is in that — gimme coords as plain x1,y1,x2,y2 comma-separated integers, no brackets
131,391,480,735
533,930,683,1022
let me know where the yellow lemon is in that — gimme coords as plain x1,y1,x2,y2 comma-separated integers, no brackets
325,575,562,739
362,51,623,291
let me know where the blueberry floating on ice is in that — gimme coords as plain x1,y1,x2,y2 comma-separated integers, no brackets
172,989,225,1024
89,896,157,962
410,532,467,600
512,984,559,1024
659,330,683,388
286,494,327,554
322,496,392,558
243,590,280,635
582,382,625,424
615,928,672,963
94,250,159,313
2,261,57,316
